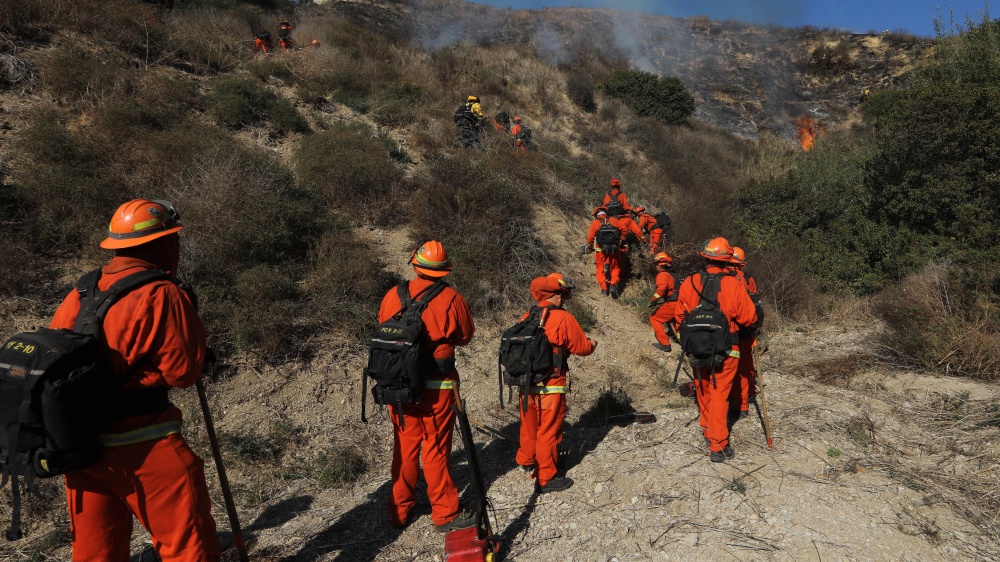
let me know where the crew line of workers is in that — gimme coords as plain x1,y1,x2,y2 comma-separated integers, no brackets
455,95,533,152
39,196,760,559
253,20,320,58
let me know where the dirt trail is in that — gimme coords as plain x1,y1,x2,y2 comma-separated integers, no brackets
5,206,998,562
191,207,997,561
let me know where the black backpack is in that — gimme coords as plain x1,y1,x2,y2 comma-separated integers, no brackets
595,218,621,255
679,271,737,375
498,306,560,411
740,278,764,338
363,281,447,422
653,212,671,231
517,126,532,143
0,268,168,541
453,103,474,125
605,195,624,217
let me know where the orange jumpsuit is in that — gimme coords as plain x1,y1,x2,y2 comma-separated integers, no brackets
586,216,623,290
602,188,630,213
731,270,760,414
636,212,663,254
278,23,293,50
377,278,475,527
253,37,272,58
615,214,645,247
515,304,595,486
649,270,677,346
510,122,527,153
674,266,757,453
50,257,220,562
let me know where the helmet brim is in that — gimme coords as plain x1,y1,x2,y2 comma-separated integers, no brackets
100,225,182,250
413,265,451,278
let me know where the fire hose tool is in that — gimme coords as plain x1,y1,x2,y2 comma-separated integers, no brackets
446,384,501,561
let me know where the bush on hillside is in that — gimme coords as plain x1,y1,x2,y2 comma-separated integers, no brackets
409,152,549,314
566,71,596,113
293,125,407,226
205,76,309,134
876,264,1000,380
38,46,135,104
598,69,694,126
809,42,852,77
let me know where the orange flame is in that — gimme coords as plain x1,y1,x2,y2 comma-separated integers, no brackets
795,116,825,152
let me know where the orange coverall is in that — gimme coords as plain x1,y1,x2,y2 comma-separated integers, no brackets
674,266,757,453
586,216,623,290
253,37,272,58
50,256,219,562
602,188,630,212
378,278,475,527
649,270,677,346
510,122,527,153
732,270,760,414
278,22,293,50
636,212,663,254
615,214,646,247
515,304,595,486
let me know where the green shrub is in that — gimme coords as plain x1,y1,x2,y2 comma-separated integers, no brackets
205,76,308,134
409,152,549,315
566,71,596,112
598,68,694,126
222,429,282,462
293,124,406,225
809,42,852,77
38,46,135,104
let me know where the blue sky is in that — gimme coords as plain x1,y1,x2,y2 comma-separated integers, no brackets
469,1,993,37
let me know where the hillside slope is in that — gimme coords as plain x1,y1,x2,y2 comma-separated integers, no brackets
1,2,997,562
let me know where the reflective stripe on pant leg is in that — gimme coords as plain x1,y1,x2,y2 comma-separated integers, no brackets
420,388,459,526
535,394,566,486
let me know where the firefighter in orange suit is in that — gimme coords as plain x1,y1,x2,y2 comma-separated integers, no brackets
277,20,294,50
729,247,760,420
50,200,221,562
602,177,630,213
253,30,273,58
516,273,596,493
376,240,477,532
614,208,646,248
673,237,757,462
648,252,677,352
634,206,663,254
585,207,623,297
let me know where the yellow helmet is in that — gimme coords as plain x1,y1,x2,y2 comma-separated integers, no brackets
467,95,479,102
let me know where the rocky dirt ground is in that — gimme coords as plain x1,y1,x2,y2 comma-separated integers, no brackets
8,205,998,562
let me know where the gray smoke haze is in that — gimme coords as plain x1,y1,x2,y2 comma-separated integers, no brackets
407,0,876,141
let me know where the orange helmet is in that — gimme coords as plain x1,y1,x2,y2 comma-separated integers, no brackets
609,177,622,188
311,39,319,46
513,116,522,123
699,237,733,261
547,272,576,291
593,206,608,218
100,199,182,250
410,240,452,278
653,252,672,266
730,246,746,266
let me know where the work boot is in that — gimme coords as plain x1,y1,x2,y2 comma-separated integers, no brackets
609,284,620,299
602,286,609,296
739,410,749,420
652,342,672,352
518,464,535,478
709,445,735,463
434,510,478,533
537,476,573,494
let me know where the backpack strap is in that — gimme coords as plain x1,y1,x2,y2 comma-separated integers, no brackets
74,269,170,337
399,280,447,322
